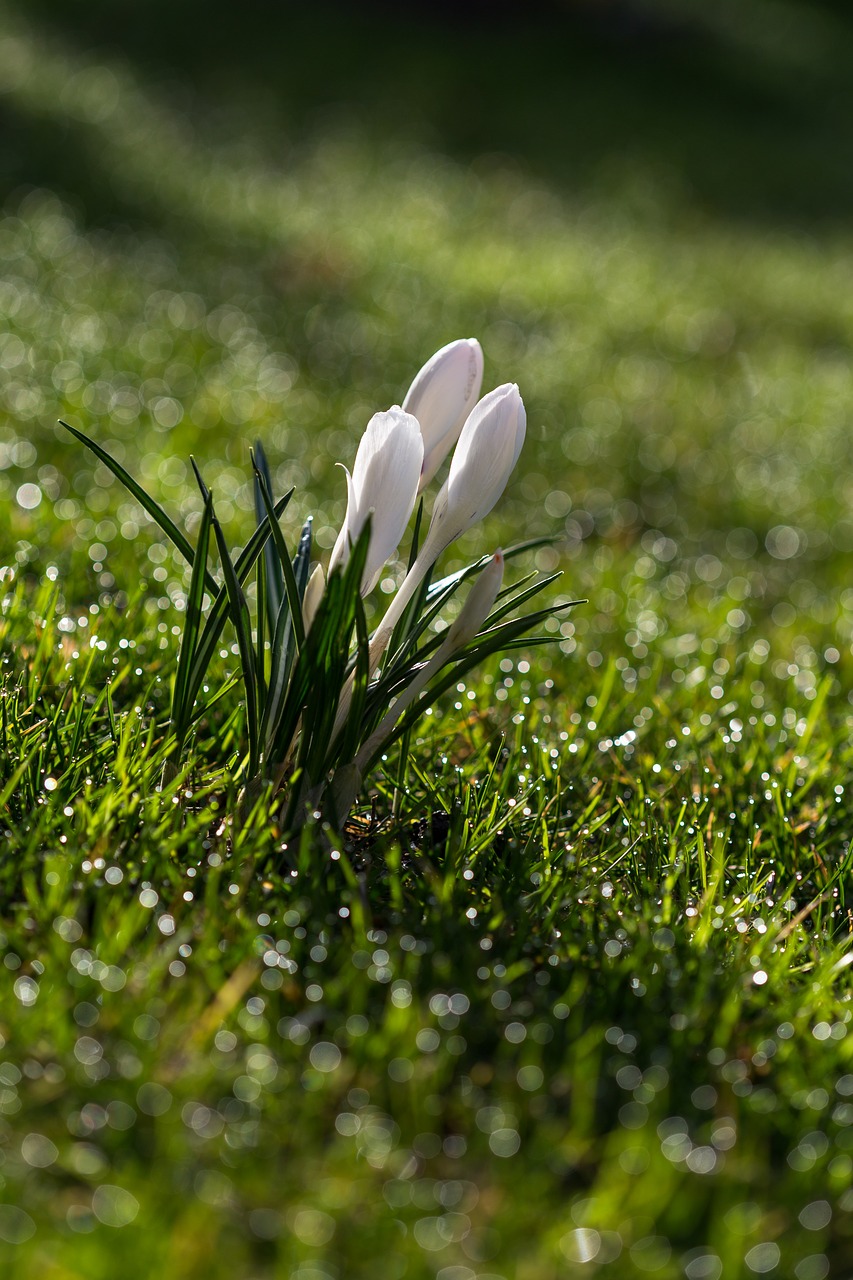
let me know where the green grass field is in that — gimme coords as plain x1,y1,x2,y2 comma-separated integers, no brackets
3,2,853,1276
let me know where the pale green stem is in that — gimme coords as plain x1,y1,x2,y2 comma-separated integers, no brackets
354,633,454,774
331,542,436,741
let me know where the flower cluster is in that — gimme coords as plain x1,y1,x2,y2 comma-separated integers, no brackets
328,338,525,596
327,340,526,732
63,337,568,831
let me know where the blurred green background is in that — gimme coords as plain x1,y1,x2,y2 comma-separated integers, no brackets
3,0,853,693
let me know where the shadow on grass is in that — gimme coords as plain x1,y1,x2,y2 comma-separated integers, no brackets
4,0,853,234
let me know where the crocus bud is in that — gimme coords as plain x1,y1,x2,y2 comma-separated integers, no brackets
301,564,325,633
332,386,523,741
329,407,424,596
402,338,484,491
420,383,525,565
442,549,504,651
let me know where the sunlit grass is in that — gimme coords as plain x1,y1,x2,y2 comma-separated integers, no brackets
3,2,853,1275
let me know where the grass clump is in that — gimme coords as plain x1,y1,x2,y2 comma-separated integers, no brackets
60,344,568,827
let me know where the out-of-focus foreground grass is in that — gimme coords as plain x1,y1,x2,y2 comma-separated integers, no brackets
4,2,853,1277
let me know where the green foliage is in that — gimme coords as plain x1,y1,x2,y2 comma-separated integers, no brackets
60,421,565,828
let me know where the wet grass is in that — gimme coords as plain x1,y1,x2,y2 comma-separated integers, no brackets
3,2,853,1276
3,574,853,1279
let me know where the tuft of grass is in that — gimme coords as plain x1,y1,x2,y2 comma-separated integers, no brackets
59,410,568,827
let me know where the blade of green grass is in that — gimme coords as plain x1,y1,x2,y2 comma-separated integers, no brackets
210,504,261,779
251,457,305,655
253,439,284,637
170,488,214,745
60,420,219,597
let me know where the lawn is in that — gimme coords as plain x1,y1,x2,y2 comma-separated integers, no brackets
2,1,853,1276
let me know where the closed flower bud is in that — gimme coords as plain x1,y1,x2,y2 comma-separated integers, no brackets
301,564,325,633
421,383,526,564
329,407,423,595
443,549,504,651
333,385,524,740
402,338,484,491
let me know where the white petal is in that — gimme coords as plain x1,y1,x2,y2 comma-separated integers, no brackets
348,408,424,594
328,465,356,577
301,564,325,633
403,338,484,490
421,384,526,559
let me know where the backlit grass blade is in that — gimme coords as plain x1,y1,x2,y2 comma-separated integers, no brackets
210,505,261,778
251,458,305,654
253,439,284,637
60,420,219,597
187,676,241,725
0,735,45,814
170,487,214,745
185,490,294,728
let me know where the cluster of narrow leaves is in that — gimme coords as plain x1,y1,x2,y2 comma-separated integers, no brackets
60,340,575,830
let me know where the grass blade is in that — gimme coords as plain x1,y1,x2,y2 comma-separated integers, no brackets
252,457,305,654
60,420,218,596
253,439,284,637
170,488,215,744
184,491,293,731
210,504,261,778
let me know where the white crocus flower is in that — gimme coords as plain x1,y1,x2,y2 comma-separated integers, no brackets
331,385,525,739
402,338,484,491
369,383,524,654
418,382,525,563
329,407,423,596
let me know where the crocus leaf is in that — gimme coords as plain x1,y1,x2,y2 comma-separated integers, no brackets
358,601,577,776
253,439,284,638
183,491,294,738
425,535,556,601
252,457,305,655
210,504,261,778
260,518,311,759
170,488,214,745
60,420,219,597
